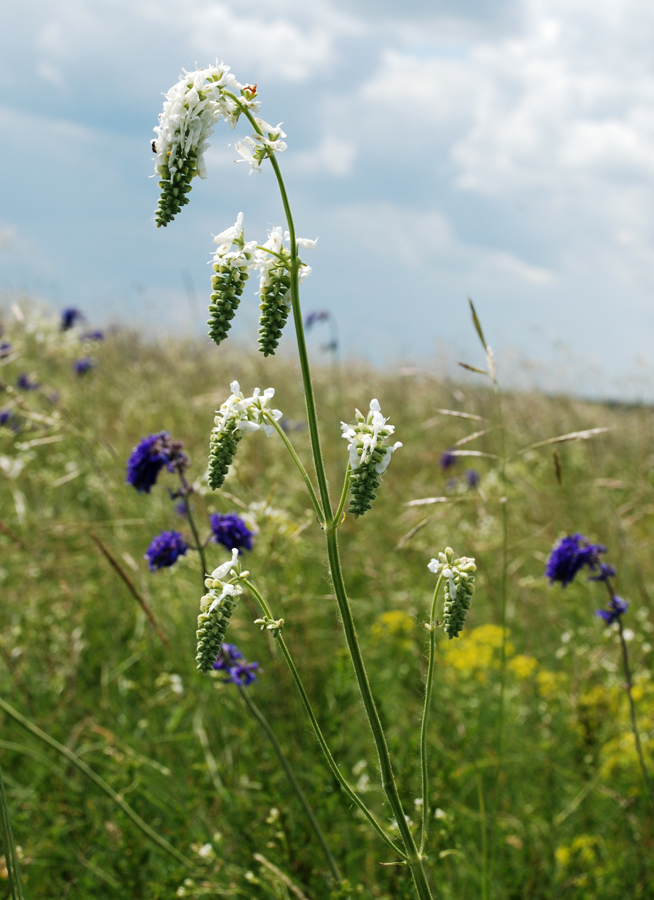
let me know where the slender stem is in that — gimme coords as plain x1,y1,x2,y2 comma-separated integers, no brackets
420,573,443,856
333,465,351,528
0,758,25,900
0,696,192,867
238,686,342,882
617,620,654,811
242,579,404,857
325,529,433,898
477,770,489,900
178,470,208,582
267,416,324,523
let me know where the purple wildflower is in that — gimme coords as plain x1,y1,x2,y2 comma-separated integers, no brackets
0,409,19,431
304,310,329,329
440,450,457,471
596,595,629,626
174,500,188,517
126,432,187,493
81,330,104,342
210,512,254,554
213,643,259,686
74,357,94,376
545,533,607,587
17,373,39,391
144,530,188,571
465,468,479,488
589,562,617,583
61,308,83,331
0,342,12,358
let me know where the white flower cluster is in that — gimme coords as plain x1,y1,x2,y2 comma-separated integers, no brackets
428,549,477,639
212,213,257,265
255,226,316,290
235,117,288,172
202,549,242,613
341,399,402,475
213,381,283,438
153,63,257,180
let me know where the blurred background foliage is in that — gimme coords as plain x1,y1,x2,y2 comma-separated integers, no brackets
0,301,652,898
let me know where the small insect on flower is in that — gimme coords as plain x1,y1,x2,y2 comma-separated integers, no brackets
545,533,607,587
145,530,188,571
126,432,188,493
213,642,259,686
61,307,83,331
341,399,402,517
596,595,629,626
210,512,254,554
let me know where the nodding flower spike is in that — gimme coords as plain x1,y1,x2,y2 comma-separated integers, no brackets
152,64,260,227
207,382,282,490
428,548,477,639
196,549,241,673
208,213,258,346
341,399,402,517
254,228,315,356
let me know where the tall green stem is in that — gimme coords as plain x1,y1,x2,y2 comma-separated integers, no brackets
238,686,342,882
0,758,25,900
420,572,443,856
178,469,208,584
616,620,654,811
243,579,404,858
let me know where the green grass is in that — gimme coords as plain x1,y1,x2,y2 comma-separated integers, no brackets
0,305,652,898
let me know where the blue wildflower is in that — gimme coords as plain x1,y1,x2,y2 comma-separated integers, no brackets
440,450,457,471
81,330,104,342
74,358,94,375
0,342,12,358
17,373,39,391
144,530,188,571
465,468,479,488
545,533,606,587
213,643,259,686
596,595,629,626
0,409,19,431
210,512,254,554
589,562,617,583
61,308,83,331
126,432,187,493
304,310,329,329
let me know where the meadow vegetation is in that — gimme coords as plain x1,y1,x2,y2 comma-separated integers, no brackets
0,304,652,898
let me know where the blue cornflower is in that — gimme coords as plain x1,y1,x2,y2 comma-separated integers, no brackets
465,468,479,488
545,533,606,587
304,310,329,329
210,512,254,554
144,530,188,571
213,643,259,686
81,330,104,342
0,342,12,358
596,595,629,626
440,450,457,471
74,357,94,376
17,373,39,391
61,308,83,330
126,432,187,493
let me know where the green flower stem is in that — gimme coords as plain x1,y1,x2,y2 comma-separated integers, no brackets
333,465,351,527
420,572,444,857
617,619,654,811
324,529,433,898
267,416,324,523
0,758,25,900
237,685,342,883
178,469,208,584
243,578,405,859
0,696,192,868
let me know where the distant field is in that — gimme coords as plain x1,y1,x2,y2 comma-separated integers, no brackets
0,305,652,898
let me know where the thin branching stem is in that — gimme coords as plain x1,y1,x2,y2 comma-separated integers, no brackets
420,572,443,856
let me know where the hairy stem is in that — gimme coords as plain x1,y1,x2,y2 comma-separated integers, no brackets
420,572,443,856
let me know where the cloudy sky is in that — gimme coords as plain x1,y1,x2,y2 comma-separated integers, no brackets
2,0,654,396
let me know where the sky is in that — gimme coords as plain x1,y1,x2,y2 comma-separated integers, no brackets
2,0,654,398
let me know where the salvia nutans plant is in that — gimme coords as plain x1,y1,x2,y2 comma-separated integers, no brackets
142,62,654,898
148,61,479,898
